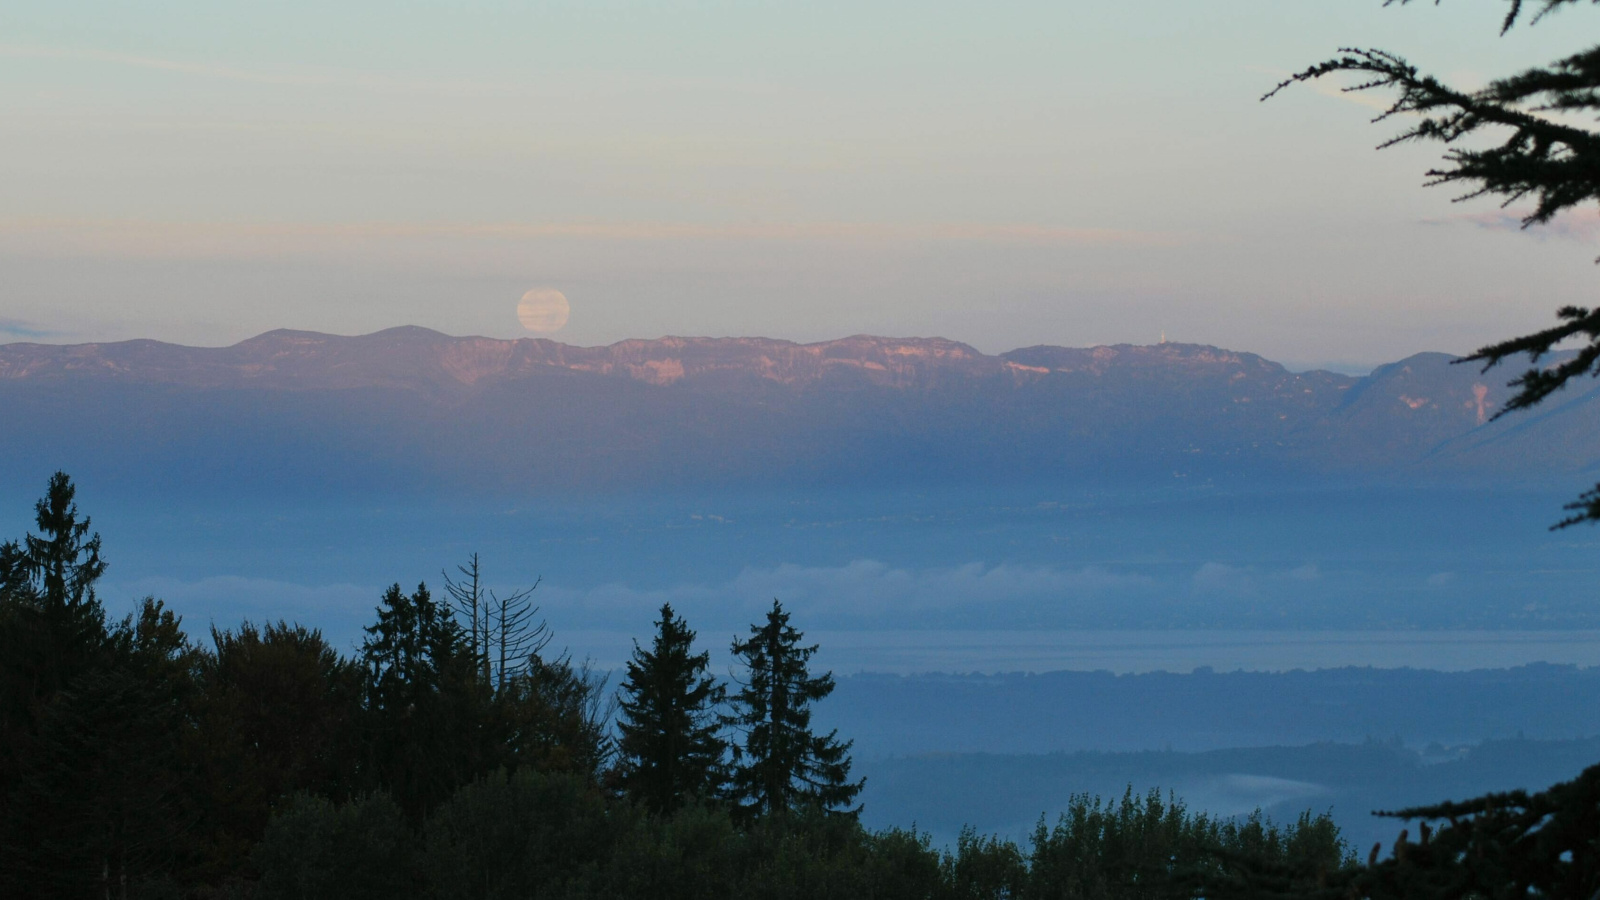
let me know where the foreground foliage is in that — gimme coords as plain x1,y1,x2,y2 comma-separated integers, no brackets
251,773,1350,900
1209,760,1600,900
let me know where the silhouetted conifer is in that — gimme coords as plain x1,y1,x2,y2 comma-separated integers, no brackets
723,600,862,819
0,471,111,700
0,474,157,895
359,582,481,817
616,603,727,814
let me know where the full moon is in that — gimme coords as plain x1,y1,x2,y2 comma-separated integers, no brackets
517,288,570,333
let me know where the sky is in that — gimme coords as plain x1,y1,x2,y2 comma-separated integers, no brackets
3,0,1598,369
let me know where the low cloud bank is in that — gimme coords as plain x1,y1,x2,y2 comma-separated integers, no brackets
107,575,378,649
539,560,1161,631
109,560,1210,638
541,559,1358,632
105,553,1594,649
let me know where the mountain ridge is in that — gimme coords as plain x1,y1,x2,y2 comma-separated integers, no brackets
0,327,1588,497
0,326,1369,391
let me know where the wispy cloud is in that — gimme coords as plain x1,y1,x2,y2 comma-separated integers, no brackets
531,559,1160,631
1421,207,1600,241
0,44,329,87
0,44,531,98
0,317,56,339
107,575,378,649
0,217,1189,263
0,44,774,99
104,561,1160,645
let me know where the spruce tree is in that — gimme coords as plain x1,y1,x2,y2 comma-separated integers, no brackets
615,603,726,814
0,471,111,693
0,473,120,892
0,478,201,895
723,600,862,819
359,582,480,817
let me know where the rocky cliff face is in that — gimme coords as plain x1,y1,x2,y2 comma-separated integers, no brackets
0,327,1582,496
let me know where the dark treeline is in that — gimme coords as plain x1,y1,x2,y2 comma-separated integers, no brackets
1,474,1353,898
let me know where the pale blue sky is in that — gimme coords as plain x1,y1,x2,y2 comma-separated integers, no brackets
2,0,1595,367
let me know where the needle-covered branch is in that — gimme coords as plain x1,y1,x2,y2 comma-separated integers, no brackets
1264,46,1600,228
1390,0,1600,36
1208,761,1600,900
1269,0,1600,525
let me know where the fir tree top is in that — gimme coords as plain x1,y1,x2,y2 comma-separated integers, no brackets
724,600,862,819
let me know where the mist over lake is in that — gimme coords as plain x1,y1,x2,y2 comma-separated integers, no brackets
34,483,1597,656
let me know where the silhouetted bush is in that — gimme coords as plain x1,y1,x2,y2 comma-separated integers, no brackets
422,769,619,900
253,792,413,900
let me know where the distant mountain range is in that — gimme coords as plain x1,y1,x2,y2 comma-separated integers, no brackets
1,327,1592,497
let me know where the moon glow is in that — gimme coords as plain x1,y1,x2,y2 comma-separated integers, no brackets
517,288,570,333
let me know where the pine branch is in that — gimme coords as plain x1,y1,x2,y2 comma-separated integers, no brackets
1387,0,1600,35
1464,306,1600,411
1265,46,1600,224
1268,3,1600,527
